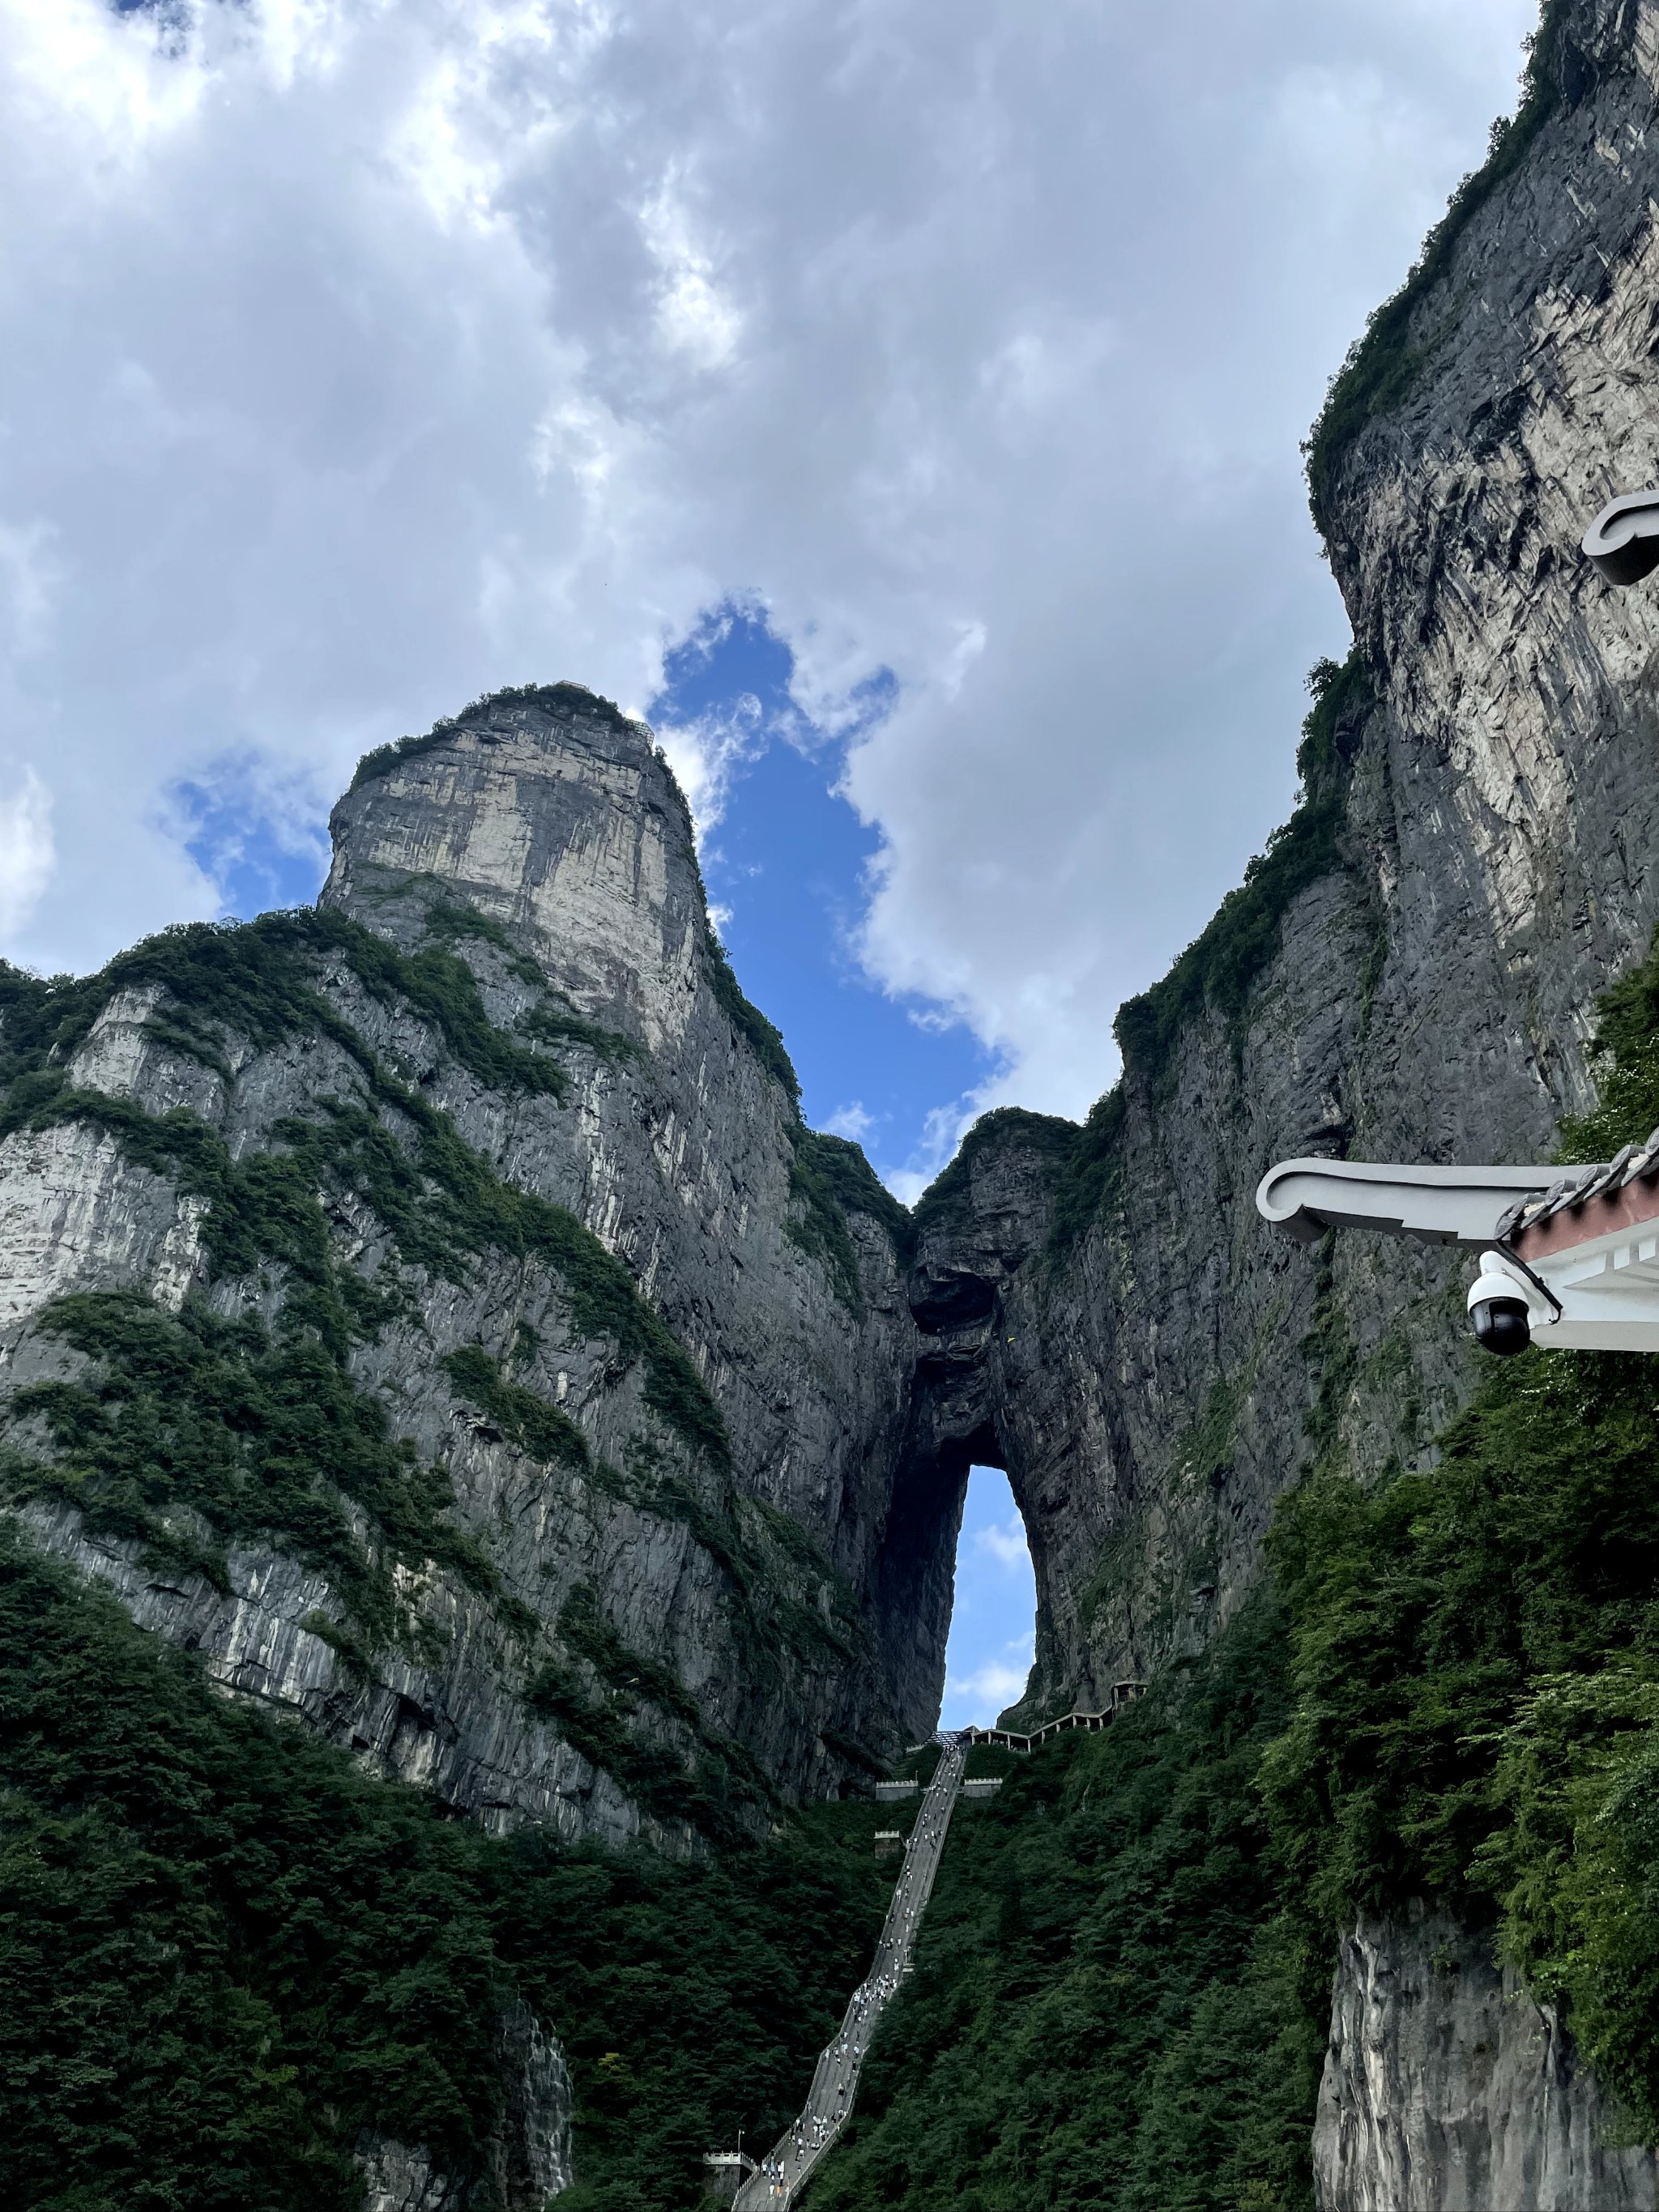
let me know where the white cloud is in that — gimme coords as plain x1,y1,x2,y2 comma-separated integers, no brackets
883,1088,1004,1204
945,1650,1034,1714
0,520,62,658
0,0,1536,1127
823,1100,874,1143
0,768,56,939
973,1516,1032,1571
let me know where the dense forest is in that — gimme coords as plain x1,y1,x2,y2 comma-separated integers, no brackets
9,938,1659,2210
0,1533,893,2212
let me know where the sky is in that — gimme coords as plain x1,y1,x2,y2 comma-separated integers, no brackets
0,0,1542,1696
0,0,1541,1188
940,1467,1037,1730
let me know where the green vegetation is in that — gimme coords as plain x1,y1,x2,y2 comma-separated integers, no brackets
706,936,801,1102
515,997,642,1064
1304,0,1573,525
524,1583,777,1848
0,901,611,1113
0,1069,733,1583
0,895,868,1786
443,1344,594,1476
818,941,1659,2207
786,1127,918,1302
2,1291,499,1652
910,1106,1075,1237
316,914,575,1102
371,875,641,1064
813,1596,1324,2212
348,683,638,793
1263,1346,1659,2137
0,901,772,1813
0,1532,896,2212
1043,1086,1127,1269
0,911,731,1478
323,732,907,1319
416,892,548,987
1113,652,1371,1096
981,653,1375,1271
1261,930,1659,2139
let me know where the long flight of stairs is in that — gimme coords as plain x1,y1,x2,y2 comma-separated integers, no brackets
718,1696,1145,2207
731,1739,966,2210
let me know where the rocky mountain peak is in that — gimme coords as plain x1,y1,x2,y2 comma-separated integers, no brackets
322,683,707,1049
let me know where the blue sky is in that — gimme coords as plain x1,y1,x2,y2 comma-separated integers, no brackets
182,598,1043,1706
653,604,997,1188
940,1468,1038,1730
182,599,1000,1191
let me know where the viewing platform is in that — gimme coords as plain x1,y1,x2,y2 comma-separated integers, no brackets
957,1683,1145,1754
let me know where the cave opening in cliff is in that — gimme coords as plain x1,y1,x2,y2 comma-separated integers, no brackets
939,1463,1037,1729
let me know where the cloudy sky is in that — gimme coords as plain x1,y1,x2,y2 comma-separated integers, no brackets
941,1468,1037,1727
2,0,1537,1191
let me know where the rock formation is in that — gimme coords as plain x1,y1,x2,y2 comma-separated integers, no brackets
5,1,1659,2201
902,0,1659,1727
0,684,937,1849
1315,1910,1655,2212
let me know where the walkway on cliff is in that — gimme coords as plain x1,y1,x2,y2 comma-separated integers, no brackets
726,1697,1143,2207
731,1737,967,2210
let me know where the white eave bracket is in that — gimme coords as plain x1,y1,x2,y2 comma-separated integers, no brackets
1254,1157,1554,1248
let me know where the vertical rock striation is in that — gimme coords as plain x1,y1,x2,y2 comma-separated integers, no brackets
6,5,1659,2196
895,0,1659,1728
0,684,936,1851
1314,1910,1656,2212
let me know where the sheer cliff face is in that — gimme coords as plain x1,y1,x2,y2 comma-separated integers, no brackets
6,0,1657,1783
0,688,937,1843
1314,1911,1657,2212
902,0,1659,1727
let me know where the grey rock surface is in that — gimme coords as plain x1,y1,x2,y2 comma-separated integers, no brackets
355,2007,569,2212
1314,1908,1657,2212
898,0,1659,1728
0,686,934,1844
494,2001,574,2209
356,2134,463,2212
6,6,1659,2199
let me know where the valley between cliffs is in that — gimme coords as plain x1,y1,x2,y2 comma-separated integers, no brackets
8,1,1659,2206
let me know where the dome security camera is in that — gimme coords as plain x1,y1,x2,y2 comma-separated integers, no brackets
1469,1291,1531,1355
1583,490,1659,585
1466,1251,1549,1357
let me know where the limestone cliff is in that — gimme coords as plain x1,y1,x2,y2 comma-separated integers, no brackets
899,0,1659,1728
6,3,1659,2199
1315,1910,1655,2212
0,684,935,1848
873,5,1659,2199
9,3,1653,1832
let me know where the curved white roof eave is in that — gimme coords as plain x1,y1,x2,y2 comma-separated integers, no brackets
1255,1156,1561,1248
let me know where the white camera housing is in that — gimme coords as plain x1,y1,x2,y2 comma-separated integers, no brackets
1256,1155,1659,1355
1466,1249,1553,1357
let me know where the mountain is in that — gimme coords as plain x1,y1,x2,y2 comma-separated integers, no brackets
6,2,1659,2202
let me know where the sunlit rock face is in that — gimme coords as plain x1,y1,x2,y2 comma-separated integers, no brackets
0,684,936,1850
322,690,702,1056
356,1998,573,2212
6,5,1659,2193
876,3,1659,2197
903,0,1659,1720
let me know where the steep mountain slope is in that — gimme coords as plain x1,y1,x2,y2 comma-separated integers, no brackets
0,684,933,1852
6,2,1659,2204
895,0,1659,1727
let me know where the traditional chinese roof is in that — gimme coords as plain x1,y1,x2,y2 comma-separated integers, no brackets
1497,1132,1659,1260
